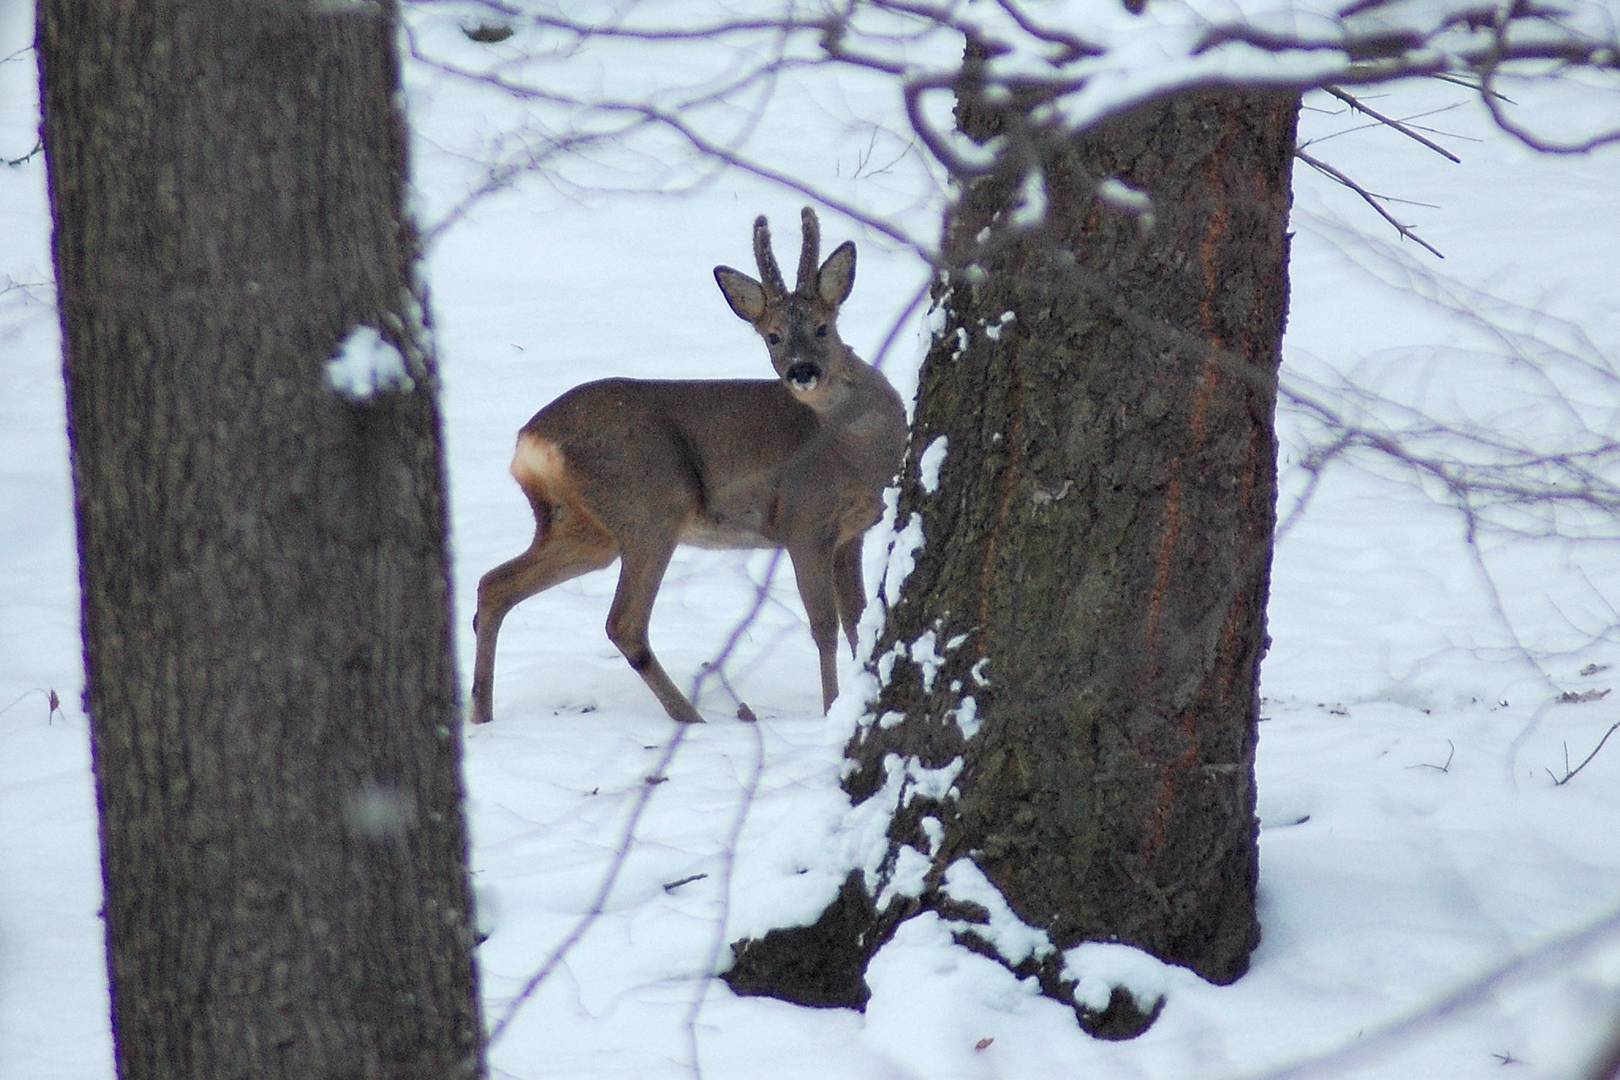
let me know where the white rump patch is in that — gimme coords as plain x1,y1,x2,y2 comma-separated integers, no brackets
510,432,567,489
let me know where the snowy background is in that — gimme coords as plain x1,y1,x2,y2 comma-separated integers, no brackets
4,2,1620,1077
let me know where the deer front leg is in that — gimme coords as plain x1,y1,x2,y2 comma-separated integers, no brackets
789,539,843,714
606,536,704,724
832,537,866,657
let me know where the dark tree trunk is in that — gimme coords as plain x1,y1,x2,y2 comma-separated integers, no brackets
727,86,1297,1037
37,3,485,1077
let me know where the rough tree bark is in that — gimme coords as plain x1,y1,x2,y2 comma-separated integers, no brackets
37,2,485,1077
727,81,1298,1037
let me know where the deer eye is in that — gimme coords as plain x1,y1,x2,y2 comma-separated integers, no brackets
767,332,782,346
815,324,829,338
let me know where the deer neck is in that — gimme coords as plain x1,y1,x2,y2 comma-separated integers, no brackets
808,352,907,477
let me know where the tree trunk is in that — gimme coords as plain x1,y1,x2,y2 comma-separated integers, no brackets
37,3,485,1076
727,87,1297,1037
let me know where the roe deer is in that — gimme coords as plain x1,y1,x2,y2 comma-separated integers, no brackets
470,208,908,724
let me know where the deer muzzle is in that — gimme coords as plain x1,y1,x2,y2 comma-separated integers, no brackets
785,360,822,392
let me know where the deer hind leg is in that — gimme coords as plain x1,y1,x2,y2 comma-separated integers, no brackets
603,532,706,724
832,537,866,657
471,503,616,724
789,539,843,714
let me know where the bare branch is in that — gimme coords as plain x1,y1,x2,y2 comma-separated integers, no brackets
487,6,834,44
989,0,1101,62
1407,739,1457,772
1474,0,1620,153
683,713,765,1078
1546,722,1620,786
406,22,934,252
404,0,1620,231
1243,902,1620,1079
1195,14,1620,77
1295,149,1446,259
5,139,41,167
1322,87,1463,162
486,725,694,1045
1478,67,1620,153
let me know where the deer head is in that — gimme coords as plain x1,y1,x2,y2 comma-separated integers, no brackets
713,208,858,415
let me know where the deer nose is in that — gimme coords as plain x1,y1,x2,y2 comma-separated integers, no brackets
785,361,821,392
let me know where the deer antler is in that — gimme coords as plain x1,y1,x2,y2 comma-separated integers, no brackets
795,207,821,297
753,215,787,298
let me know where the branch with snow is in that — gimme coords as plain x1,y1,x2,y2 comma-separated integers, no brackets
403,0,1618,271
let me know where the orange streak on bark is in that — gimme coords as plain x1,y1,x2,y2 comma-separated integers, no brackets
1146,120,1259,869
1143,471,1183,657
1145,708,1205,863
1240,423,1258,506
1189,362,1221,442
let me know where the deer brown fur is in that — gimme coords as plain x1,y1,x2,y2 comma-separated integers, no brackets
470,209,908,724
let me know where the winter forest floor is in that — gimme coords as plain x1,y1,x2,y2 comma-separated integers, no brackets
4,4,1620,1078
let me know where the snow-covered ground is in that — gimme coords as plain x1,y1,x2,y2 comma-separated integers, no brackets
4,4,1620,1078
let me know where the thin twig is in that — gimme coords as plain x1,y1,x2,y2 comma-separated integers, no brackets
5,139,42,167
682,712,766,1079
662,873,709,893
1239,904,1620,1079
1295,149,1445,259
1476,6,1620,155
1407,739,1456,773
1322,87,1462,162
1546,722,1620,786
0,687,63,724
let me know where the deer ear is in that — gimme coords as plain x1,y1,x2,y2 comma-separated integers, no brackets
817,241,856,307
714,266,767,322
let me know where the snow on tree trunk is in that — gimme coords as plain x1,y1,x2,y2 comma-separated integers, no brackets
37,2,485,1075
728,86,1297,1039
